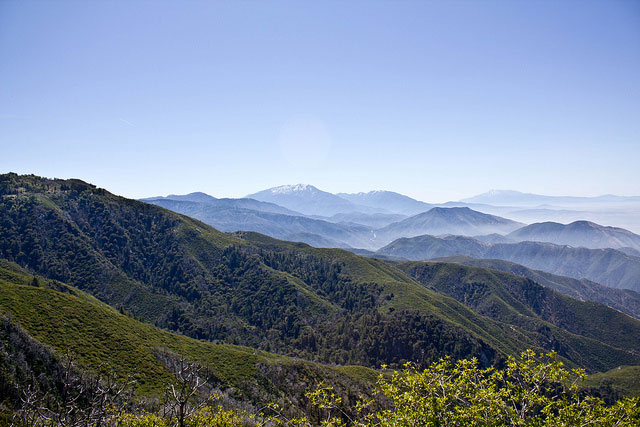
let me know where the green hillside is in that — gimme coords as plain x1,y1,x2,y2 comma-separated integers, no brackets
584,366,640,397
432,255,640,319
398,261,640,372
0,260,375,412
2,173,640,375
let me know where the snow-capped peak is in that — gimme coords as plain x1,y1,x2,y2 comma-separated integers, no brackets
270,184,317,194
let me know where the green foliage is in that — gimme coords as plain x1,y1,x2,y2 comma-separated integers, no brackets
259,350,640,427
114,351,640,426
0,272,378,417
116,405,251,427
368,350,640,426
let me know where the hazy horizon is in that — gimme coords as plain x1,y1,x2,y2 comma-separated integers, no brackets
2,0,639,201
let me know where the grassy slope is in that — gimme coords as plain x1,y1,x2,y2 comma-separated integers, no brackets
0,261,375,403
584,366,640,397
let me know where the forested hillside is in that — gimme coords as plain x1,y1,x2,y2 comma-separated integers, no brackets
2,173,640,375
433,255,640,318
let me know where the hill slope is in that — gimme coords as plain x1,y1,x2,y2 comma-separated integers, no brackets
0,174,509,368
396,261,640,371
432,255,640,319
0,259,375,411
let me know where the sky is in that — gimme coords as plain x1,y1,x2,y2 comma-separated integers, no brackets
1,0,639,203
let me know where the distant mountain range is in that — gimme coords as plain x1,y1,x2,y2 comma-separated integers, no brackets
144,187,640,256
246,184,386,216
377,235,640,291
337,190,433,216
4,173,640,377
141,192,301,215
462,189,640,207
141,197,376,249
143,193,530,250
507,220,640,251
375,207,523,245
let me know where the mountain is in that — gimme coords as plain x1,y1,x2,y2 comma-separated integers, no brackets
4,173,640,374
0,174,508,368
483,242,640,291
0,258,374,413
462,190,640,207
142,192,302,216
431,255,640,319
507,220,640,251
337,191,433,216
377,235,640,291
141,198,375,249
619,247,640,257
379,235,487,260
247,184,386,216
397,261,640,368
280,231,352,248
312,211,408,228
375,207,523,245
473,233,515,244
437,201,640,235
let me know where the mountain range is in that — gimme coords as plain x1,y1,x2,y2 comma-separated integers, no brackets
374,207,523,245
462,189,640,207
377,235,640,291
143,186,640,292
336,190,433,216
2,173,640,376
247,184,386,217
141,195,375,249
143,190,528,250
507,220,640,251
3,172,640,417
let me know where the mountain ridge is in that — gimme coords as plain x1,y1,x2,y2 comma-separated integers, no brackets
462,190,640,206
377,234,640,291
247,184,388,216
3,173,640,373
507,220,640,251
375,207,523,246
337,190,433,216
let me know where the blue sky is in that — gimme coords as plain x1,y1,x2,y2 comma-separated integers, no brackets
1,0,639,202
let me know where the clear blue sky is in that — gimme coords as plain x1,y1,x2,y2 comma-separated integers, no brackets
1,0,639,202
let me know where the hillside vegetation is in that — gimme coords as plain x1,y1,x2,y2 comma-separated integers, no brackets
1,173,640,376
0,260,375,413
433,255,640,318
